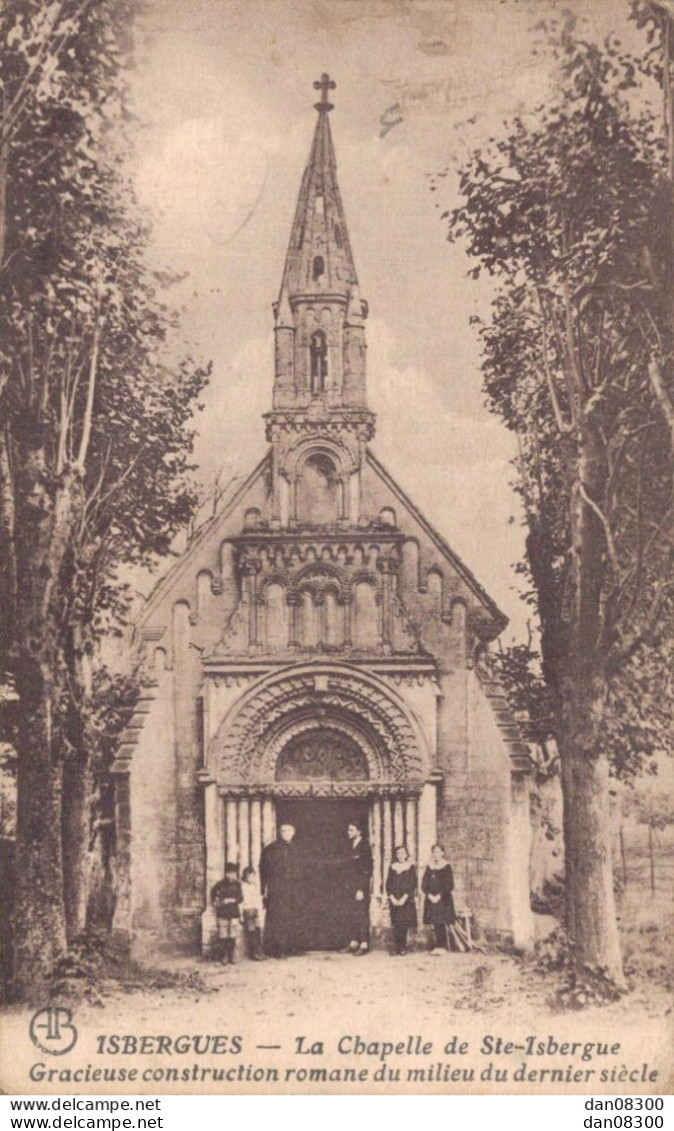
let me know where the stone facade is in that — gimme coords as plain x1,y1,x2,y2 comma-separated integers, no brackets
112,79,534,958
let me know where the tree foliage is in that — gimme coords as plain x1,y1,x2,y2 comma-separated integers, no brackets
0,0,209,992
433,11,674,982
434,11,673,774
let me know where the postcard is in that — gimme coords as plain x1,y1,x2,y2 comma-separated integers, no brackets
1,0,671,1097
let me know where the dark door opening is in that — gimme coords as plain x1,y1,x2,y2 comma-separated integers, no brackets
275,798,369,950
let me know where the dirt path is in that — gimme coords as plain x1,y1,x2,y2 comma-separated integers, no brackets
1,945,671,1094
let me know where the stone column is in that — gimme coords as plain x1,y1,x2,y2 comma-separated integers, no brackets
382,798,393,878
418,781,437,873
379,557,396,651
225,798,238,867
242,557,261,648
262,797,276,847
315,593,325,649
250,798,263,873
288,598,299,649
238,798,251,872
405,796,419,865
349,468,360,523
271,448,280,523
279,475,290,527
393,797,405,848
201,783,222,953
343,595,353,647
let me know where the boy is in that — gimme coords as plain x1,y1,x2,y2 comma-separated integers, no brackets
210,863,243,964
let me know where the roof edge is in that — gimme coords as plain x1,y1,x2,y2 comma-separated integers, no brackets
366,448,507,628
138,452,271,626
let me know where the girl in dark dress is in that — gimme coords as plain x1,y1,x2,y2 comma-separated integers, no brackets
386,845,418,955
421,843,456,954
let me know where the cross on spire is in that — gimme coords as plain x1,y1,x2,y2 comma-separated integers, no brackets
313,72,336,112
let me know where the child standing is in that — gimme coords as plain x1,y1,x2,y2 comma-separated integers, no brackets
421,843,456,954
241,865,265,961
210,863,243,965
385,845,418,955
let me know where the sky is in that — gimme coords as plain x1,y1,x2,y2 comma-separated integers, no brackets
130,0,636,642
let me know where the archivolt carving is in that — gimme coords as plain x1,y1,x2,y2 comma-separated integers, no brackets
259,712,385,782
276,727,369,781
209,663,427,787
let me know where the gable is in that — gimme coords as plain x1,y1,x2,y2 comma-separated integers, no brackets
138,453,271,629
363,449,506,632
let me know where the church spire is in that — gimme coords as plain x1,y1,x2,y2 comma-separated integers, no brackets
266,77,375,528
279,74,358,303
272,75,369,414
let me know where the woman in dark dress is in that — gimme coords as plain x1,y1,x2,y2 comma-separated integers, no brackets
421,843,456,954
385,845,418,955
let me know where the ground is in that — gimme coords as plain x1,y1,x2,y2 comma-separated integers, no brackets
1,883,672,1096
1,903,672,1096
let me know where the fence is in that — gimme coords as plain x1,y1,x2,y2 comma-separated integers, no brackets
612,820,674,899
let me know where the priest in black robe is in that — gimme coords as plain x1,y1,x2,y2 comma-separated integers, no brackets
260,823,304,957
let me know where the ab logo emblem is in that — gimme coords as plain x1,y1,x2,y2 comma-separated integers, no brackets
29,1007,78,1056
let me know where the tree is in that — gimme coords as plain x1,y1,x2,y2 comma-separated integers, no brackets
633,1,674,482
434,13,674,984
0,0,208,995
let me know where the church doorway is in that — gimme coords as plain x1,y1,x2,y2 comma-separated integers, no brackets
275,798,369,950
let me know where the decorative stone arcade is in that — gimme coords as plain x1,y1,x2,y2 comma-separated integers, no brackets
199,663,437,952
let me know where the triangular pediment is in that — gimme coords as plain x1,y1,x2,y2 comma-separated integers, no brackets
365,449,506,633
138,453,270,628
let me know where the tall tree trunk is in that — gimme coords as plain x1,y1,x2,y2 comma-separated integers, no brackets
12,460,80,995
0,429,17,633
62,754,93,942
13,660,67,998
61,620,95,941
0,134,8,272
559,694,624,985
558,438,624,985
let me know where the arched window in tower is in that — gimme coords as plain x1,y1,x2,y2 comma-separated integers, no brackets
334,223,342,248
312,255,325,282
298,452,340,524
310,329,328,394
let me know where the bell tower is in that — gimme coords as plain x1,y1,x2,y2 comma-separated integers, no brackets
265,75,375,528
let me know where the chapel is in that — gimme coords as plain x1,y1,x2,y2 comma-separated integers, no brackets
112,77,534,956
